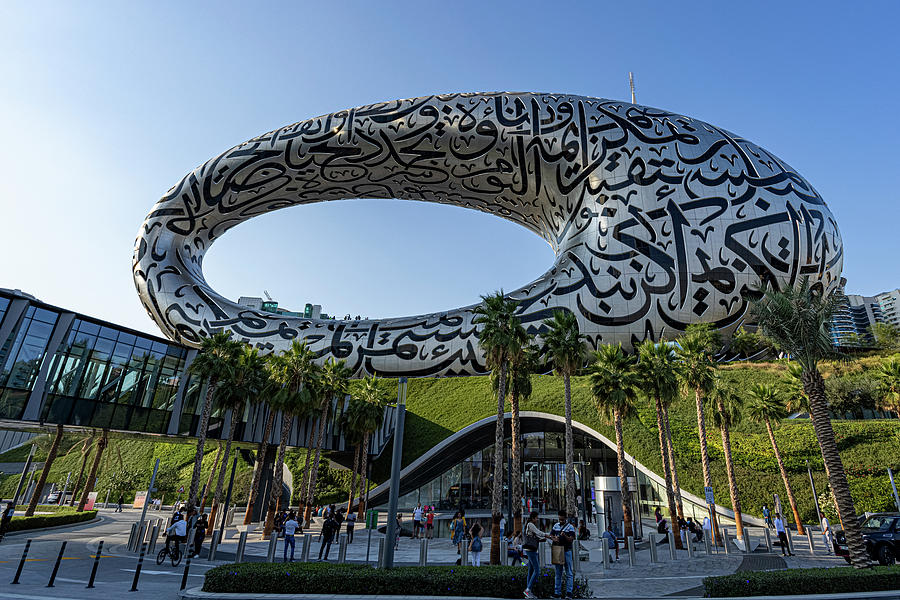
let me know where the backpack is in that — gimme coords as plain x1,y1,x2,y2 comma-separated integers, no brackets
471,536,482,553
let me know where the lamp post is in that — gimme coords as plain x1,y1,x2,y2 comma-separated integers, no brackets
381,377,407,569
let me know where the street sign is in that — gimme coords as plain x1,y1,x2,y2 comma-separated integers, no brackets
177,486,184,494
704,486,715,504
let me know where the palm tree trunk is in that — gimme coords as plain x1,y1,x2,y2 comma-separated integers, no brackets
26,424,64,516
297,424,316,517
200,441,222,511
564,373,576,517
764,418,805,535
510,382,523,534
303,401,331,525
244,407,276,525
77,429,107,511
70,434,93,507
264,413,292,538
694,388,720,544
347,443,360,514
614,411,634,539
490,359,508,566
717,398,744,541
653,397,683,548
188,376,217,511
356,431,371,522
802,368,868,568
662,405,685,520
210,410,237,530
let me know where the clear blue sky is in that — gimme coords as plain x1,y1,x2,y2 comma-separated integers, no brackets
2,1,898,335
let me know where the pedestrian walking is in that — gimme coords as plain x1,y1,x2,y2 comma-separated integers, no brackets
425,507,435,539
413,503,423,539
654,506,662,523
821,515,833,552
450,511,465,554
346,510,356,543
317,511,338,561
193,513,208,557
116,494,124,513
550,510,576,599
499,515,506,539
601,528,619,561
468,522,483,566
523,510,549,599
394,513,402,550
763,504,772,527
774,513,793,556
283,511,300,562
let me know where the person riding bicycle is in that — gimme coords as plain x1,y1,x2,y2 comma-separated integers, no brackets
165,512,187,556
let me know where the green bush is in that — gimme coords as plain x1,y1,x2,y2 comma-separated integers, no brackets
703,565,900,597
202,562,591,598
8,509,97,532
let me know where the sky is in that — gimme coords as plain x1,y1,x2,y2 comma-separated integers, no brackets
1,1,898,336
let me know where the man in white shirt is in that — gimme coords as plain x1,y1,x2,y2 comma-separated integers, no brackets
550,510,576,598
282,511,300,562
821,516,833,554
499,516,506,539
165,513,187,556
412,504,423,539
774,514,793,556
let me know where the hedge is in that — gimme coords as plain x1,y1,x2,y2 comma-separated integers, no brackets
203,562,592,598
703,565,900,597
8,508,97,532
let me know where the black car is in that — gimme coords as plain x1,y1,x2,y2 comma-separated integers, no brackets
834,513,899,565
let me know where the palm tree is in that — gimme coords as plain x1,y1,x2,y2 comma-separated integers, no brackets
750,277,868,568
541,310,587,517
473,291,519,566
876,358,900,416
69,433,95,507
355,375,387,520
303,357,351,524
590,344,639,539
25,424,64,516
77,428,108,512
661,400,685,521
709,382,745,542
746,383,805,535
265,341,319,536
635,340,684,548
243,354,280,525
341,395,367,514
783,362,810,414
676,327,719,537
186,331,242,511
209,346,266,529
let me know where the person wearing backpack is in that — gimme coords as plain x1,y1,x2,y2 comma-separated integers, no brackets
523,510,550,598
468,521,484,566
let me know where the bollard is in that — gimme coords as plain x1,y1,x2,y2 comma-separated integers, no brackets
704,533,711,555
764,528,773,552
129,542,146,592
302,534,312,562
148,523,159,554
461,539,469,566
338,534,347,564
376,537,385,568
601,541,610,569
266,533,278,562
418,538,427,566
627,536,636,566
211,530,223,561
723,529,731,554
128,522,137,551
47,541,67,587
668,530,677,560
180,546,193,591
86,540,104,589
500,539,508,566
648,534,659,563
11,539,31,584
366,526,373,563
786,527,794,554
235,530,248,563
540,540,549,567
572,540,581,574
687,535,695,558
743,532,752,554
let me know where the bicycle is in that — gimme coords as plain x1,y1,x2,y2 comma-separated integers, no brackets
156,536,183,566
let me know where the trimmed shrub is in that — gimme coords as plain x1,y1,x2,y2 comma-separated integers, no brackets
203,562,591,598
703,565,900,597
8,509,97,532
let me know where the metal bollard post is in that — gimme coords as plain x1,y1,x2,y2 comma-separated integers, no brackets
764,528,773,552
47,541,67,587
235,530,248,563
127,522,137,551
129,542,146,592
209,530,221,561
786,528,794,554
11,539,32,584
376,537,385,568
572,540,581,574
461,539,469,566
806,529,815,553
180,547,193,591
601,542,609,569
148,523,159,554
500,539,508,566
266,533,278,562
687,535,695,558
627,536,636,566
86,540,104,588
704,533,711,555
723,529,731,554
302,534,312,563
649,534,659,563
366,527,373,563
418,538,426,566
743,531,752,554
667,530,677,560
338,535,347,564
423,538,428,565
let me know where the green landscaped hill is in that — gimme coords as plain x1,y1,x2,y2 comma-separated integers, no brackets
367,356,900,523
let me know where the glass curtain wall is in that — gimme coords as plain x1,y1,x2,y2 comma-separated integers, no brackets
0,306,59,419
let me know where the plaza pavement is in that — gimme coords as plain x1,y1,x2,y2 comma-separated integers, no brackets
0,507,870,600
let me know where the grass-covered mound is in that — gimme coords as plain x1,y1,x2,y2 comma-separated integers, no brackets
365,356,900,523
703,565,900,597
7,505,97,532
202,561,591,598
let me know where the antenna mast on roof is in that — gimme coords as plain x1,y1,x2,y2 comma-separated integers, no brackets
629,72,636,104
264,290,274,302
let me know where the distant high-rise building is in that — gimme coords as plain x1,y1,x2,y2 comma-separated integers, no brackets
829,288,883,347
876,289,900,328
